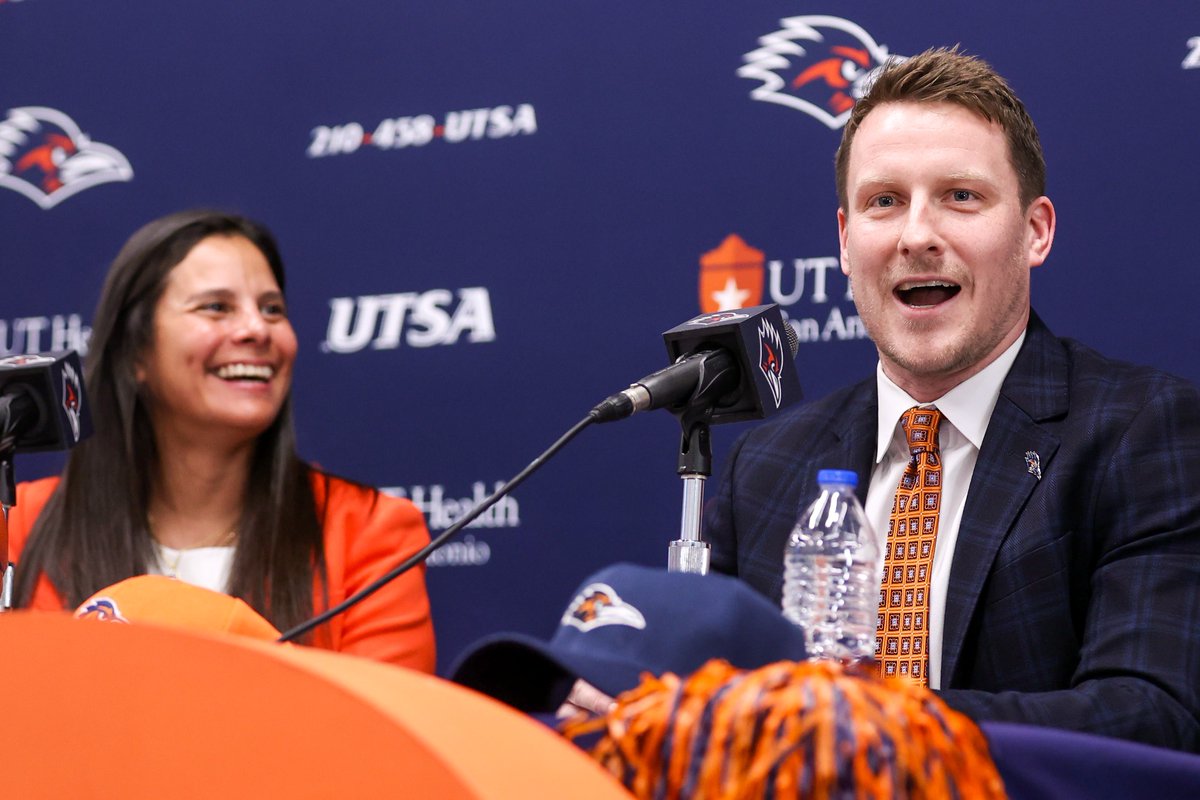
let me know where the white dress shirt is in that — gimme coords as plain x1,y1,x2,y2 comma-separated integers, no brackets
865,332,1025,689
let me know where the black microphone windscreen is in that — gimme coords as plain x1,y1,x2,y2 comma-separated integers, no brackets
661,304,802,425
0,351,92,452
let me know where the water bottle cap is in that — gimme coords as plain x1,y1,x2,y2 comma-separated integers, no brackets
816,469,858,487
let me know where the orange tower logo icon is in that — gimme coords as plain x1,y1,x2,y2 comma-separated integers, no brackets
699,234,764,313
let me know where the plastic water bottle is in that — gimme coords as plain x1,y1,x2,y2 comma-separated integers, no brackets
782,469,882,662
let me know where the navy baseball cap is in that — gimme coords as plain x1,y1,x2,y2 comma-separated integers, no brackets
448,562,808,712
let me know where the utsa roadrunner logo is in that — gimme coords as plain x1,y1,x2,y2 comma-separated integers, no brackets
62,359,83,441
739,16,900,129
1024,450,1043,481
75,597,129,623
758,319,785,408
0,106,133,209
561,583,647,632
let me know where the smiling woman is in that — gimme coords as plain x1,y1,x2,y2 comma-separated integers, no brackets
136,235,298,450
5,210,436,672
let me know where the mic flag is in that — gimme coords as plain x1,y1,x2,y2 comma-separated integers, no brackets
661,304,801,425
0,351,92,452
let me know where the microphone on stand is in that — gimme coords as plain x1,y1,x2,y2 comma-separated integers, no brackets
0,351,92,455
590,304,803,575
0,350,92,610
591,304,801,424
282,307,803,640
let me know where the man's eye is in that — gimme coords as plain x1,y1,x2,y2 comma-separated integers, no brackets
873,195,896,208
952,190,974,202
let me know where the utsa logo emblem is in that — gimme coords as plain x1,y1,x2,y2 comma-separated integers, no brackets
699,233,764,313
1024,450,1043,481
0,106,133,209
561,583,647,632
75,597,129,623
62,360,83,441
739,15,901,129
757,319,785,408
0,355,54,367
687,310,748,327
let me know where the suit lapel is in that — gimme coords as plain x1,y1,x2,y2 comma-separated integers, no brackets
940,313,1068,683
835,385,879,503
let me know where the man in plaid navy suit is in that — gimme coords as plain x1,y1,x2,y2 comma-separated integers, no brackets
706,47,1200,752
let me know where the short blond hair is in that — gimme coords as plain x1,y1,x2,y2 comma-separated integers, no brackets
835,47,1046,209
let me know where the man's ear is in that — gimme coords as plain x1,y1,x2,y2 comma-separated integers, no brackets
837,207,851,276
1026,196,1055,268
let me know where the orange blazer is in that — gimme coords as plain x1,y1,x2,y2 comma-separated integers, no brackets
6,470,436,673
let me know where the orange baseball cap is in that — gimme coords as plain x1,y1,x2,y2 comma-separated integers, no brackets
74,574,283,643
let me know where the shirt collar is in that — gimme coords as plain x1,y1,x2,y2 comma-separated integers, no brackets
874,330,1027,462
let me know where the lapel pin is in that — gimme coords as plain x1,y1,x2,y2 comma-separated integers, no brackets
1024,450,1042,481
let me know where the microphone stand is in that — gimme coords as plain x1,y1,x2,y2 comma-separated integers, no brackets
668,404,714,574
1,448,15,610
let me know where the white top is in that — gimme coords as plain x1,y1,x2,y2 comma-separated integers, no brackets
147,544,236,594
865,332,1025,689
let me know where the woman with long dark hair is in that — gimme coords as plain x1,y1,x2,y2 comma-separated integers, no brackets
7,209,435,671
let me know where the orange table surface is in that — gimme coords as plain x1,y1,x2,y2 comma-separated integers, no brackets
0,612,630,799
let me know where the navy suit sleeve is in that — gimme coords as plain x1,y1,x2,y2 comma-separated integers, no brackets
940,376,1200,751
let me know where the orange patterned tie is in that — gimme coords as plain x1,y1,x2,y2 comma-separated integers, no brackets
877,407,942,686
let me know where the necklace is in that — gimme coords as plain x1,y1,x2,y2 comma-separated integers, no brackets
152,522,238,580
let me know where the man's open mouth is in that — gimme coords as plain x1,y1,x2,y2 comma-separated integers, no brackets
895,280,961,308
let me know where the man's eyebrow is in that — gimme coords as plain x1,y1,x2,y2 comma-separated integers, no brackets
850,170,1001,199
942,170,992,183
848,175,899,197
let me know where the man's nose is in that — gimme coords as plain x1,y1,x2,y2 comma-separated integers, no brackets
897,201,943,258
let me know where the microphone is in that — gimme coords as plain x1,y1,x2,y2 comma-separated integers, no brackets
283,307,801,639
591,304,801,424
1,351,91,606
0,351,92,453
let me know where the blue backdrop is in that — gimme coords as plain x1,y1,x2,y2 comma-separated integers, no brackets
3,1,1198,672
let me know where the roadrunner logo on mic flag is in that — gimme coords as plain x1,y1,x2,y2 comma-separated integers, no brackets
699,234,764,313
562,583,647,633
739,16,900,129
62,359,83,442
0,106,133,209
758,318,785,408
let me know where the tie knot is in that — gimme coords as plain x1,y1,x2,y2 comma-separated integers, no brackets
900,407,941,454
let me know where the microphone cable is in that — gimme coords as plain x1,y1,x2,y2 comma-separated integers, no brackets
278,412,598,644
279,308,798,643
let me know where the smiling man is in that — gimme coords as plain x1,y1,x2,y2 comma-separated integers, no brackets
706,48,1200,752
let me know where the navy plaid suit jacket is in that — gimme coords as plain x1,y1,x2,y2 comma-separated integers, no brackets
706,311,1200,752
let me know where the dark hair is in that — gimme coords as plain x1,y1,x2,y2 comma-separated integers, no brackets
15,210,326,636
835,47,1046,210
